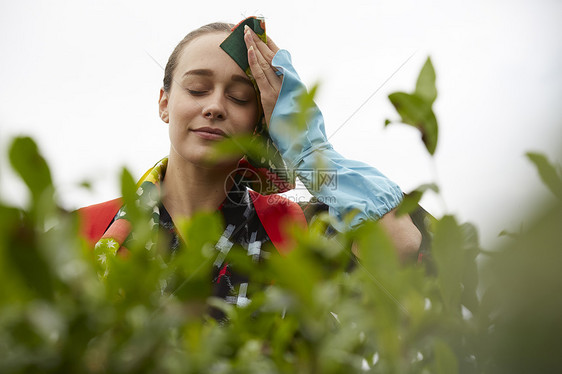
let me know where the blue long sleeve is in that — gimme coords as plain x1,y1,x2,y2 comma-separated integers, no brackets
269,50,403,230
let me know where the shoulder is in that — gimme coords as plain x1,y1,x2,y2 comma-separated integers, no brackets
76,198,122,246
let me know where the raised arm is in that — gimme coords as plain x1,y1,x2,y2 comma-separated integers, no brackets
244,27,421,260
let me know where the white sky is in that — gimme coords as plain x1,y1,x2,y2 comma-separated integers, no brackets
1,0,561,248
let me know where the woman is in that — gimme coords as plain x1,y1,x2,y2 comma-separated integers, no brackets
79,18,421,304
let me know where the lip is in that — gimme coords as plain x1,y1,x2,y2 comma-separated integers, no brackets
191,127,227,140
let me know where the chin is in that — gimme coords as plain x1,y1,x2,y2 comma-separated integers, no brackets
187,152,241,171
172,141,243,170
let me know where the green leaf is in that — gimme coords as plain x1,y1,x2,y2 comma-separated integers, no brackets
2,210,56,300
434,339,459,374
120,167,137,200
207,297,235,320
295,83,320,132
396,190,423,217
415,57,437,103
207,134,269,165
387,57,439,155
499,229,519,238
388,92,438,155
118,167,152,230
8,136,53,203
178,212,223,254
353,220,402,313
526,152,562,199
396,183,439,216
432,215,464,313
168,213,223,301
460,223,480,313
79,180,93,189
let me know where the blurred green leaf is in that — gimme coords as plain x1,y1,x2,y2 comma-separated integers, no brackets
0,206,34,302
460,223,480,314
8,137,53,204
79,180,93,190
415,57,437,103
434,339,459,374
172,213,221,300
396,183,439,216
120,167,138,207
295,83,319,132
498,229,519,239
2,211,56,300
526,152,562,199
432,215,464,313
119,167,146,225
208,134,266,164
481,201,562,373
178,212,223,254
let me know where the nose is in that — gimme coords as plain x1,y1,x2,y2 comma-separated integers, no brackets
201,92,226,120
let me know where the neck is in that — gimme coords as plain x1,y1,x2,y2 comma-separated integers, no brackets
162,151,236,221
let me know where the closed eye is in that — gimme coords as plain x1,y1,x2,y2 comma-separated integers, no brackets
229,96,250,104
187,89,207,95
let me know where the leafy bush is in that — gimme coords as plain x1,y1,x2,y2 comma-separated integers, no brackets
1,58,561,373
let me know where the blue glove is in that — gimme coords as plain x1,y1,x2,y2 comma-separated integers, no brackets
270,49,403,229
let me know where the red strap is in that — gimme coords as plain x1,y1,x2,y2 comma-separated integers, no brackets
249,191,307,255
78,193,307,255
77,198,122,246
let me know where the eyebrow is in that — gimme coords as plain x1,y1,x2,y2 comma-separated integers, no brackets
182,69,253,87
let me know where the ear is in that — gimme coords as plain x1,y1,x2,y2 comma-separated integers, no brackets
158,88,169,123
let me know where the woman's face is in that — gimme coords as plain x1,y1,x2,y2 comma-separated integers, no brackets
159,32,259,167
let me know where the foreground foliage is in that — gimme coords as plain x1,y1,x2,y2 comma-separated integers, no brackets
1,59,561,373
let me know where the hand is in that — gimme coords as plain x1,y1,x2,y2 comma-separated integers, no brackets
243,25,282,127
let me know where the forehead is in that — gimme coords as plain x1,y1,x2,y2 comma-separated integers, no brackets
176,32,240,74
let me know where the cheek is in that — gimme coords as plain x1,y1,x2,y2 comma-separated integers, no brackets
238,108,259,134
169,92,200,120
244,102,260,131
168,121,183,144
